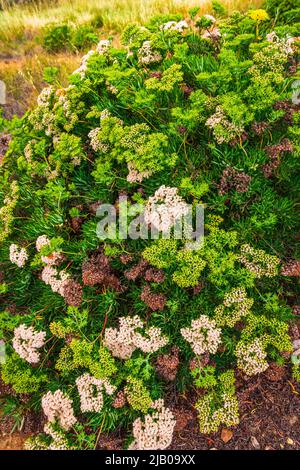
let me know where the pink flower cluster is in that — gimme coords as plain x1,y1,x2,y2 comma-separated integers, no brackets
129,399,176,450
41,265,70,296
127,162,152,183
76,373,116,413
138,41,162,64
9,244,28,268
181,315,222,355
13,324,46,364
42,389,77,430
104,315,168,359
144,185,189,233
266,31,295,55
36,235,64,266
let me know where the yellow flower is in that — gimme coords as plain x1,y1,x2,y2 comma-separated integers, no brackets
248,9,269,22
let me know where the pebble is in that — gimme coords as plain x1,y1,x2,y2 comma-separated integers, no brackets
250,436,260,449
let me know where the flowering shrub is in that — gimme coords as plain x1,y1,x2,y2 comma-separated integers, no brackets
0,5,299,449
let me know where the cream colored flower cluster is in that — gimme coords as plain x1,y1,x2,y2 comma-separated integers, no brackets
206,106,243,144
73,50,95,79
9,243,28,268
73,39,111,79
214,287,254,327
196,392,239,434
161,20,188,33
127,161,152,183
96,39,111,54
238,244,280,278
13,324,46,364
138,41,162,64
104,315,168,359
24,423,73,450
144,185,189,233
181,315,222,355
42,389,77,431
236,339,269,376
129,399,176,450
76,373,116,413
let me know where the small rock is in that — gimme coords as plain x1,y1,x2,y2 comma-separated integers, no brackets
289,415,298,426
250,436,260,449
286,438,294,445
221,428,233,443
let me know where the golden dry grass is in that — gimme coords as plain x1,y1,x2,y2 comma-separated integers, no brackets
0,0,263,42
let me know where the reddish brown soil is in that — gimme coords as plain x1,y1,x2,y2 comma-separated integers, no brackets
169,367,300,450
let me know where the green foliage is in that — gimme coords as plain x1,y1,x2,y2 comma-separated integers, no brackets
43,24,73,52
0,6,299,449
191,365,218,389
1,353,47,393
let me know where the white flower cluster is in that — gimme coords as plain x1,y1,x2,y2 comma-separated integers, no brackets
181,315,222,355
37,86,54,107
144,185,189,233
42,389,77,430
129,399,176,450
138,41,162,64
196,391,239,433
73,50,95,79
104,315,168,359
31,86,57,136
203,14,216,23
9,243,28,268
96,39,111,55
161,20,188,33
76,373,116,413
13,324,46,364
73,39,110,79
236,339,269,376
266,31,295,55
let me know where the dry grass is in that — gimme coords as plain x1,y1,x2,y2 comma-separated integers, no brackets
0,0,263,116
0,0,263,42
0,50,79,117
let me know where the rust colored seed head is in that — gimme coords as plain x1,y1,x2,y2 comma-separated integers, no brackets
82,251,123,292
141,285,166,311
62,280,83,307
156,346,180,381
